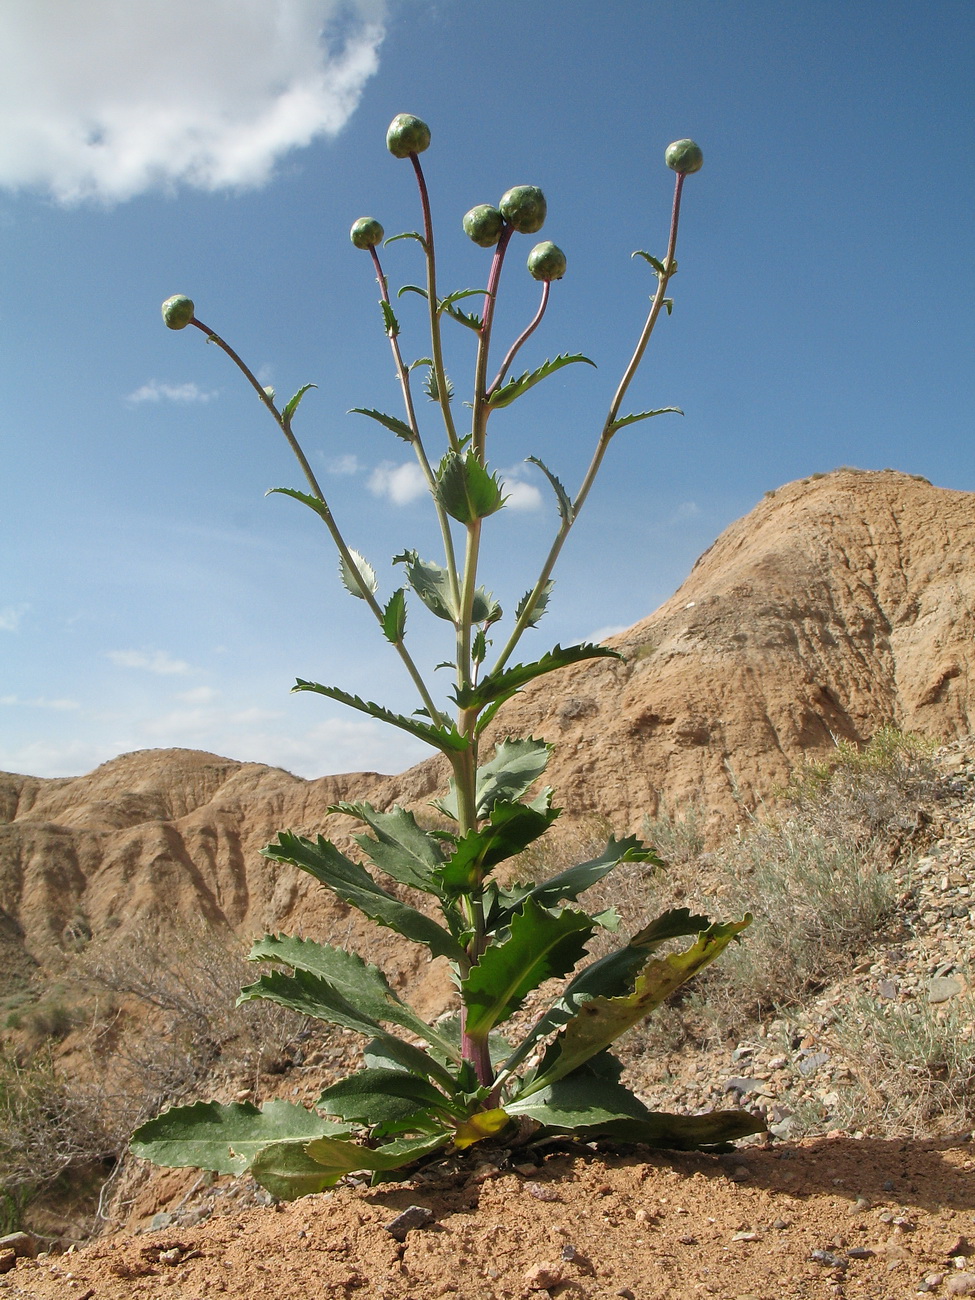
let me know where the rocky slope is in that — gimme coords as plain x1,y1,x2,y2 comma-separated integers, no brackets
2,469,975,980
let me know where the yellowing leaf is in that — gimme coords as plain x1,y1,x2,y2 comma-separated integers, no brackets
453,1108,510,1150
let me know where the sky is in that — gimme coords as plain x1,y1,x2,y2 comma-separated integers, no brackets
1,0,973,782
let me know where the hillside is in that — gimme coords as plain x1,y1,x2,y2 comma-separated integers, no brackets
2,469,975,983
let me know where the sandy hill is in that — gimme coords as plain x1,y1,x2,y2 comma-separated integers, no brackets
2,468,974,980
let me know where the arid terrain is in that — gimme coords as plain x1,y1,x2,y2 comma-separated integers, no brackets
3,468,975,1298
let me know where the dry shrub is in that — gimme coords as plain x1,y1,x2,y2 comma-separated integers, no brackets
828,993,975,1136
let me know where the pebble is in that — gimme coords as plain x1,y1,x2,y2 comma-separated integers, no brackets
383,1205,434,1241
947,1275,975,1297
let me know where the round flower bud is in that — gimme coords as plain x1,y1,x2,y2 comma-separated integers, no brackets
386,113,431,158
161,294,195,330
527,241,566,281
499,185,547,234
665,139,704,175
463,204,504,248
350,217,384,249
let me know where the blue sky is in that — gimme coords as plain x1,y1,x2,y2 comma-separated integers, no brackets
2,0,973,780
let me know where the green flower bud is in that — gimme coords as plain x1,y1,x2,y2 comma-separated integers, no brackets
527,241,566,281
350,217,384,249
665,139,704,175
463,204,504,248
161,294,195,330
499,185,546,234
386,113,431,158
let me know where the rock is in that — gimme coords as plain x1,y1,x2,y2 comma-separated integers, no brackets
383,1205,434,1242
0,1233,37,1259
0,1250,16,1275
946,1274,975,1297
524,1262,564,1290
928,975,963,1003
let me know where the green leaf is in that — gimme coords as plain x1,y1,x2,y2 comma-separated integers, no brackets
283,383,317,423
130,1099,346,1175
304,1132,448,1180
291,680,469,755
515,579,555,629
472,629,488,665
471,587,501,624
328,801,445,894
453,642,622,712
317,1068,459,1127
261,831,467,963
397,284,429,300
393,549,456,621
498,908,726,1081
435,798,558,895
526,456,574,523
408,355,433,369
267,486,330,520
516,835,662,912
384,230,427,248
432,738,551,821
631,250,668,277
338,548,378,600
380,300,400,336
435,451,504,524
350,407,415,442
584,1110,766,1149
521,918,752,1095
662,297,674,315
461,900,595,1039
437,287,490,314
487,354,596,410
609,407,683,435
245,934,457,1058
424,367,454,403
381,588,407,643
444,304,484,331
249,1140,348,1198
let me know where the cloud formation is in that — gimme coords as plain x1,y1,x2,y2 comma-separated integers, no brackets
0,604,28,632
0,0,386,203
108,649,192,675
126,380,219,405
368,461,427,506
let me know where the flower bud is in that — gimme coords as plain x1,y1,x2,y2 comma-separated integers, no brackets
350,217,384,249
665,139,703,175
527,241,566,281
463,204,503,248
499,185,546,234
386,113,431,158
161,294,195,330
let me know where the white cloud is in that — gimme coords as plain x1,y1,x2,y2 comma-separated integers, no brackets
108,649,192,675
0,694,79,710
174,686,218,704
0,0,386,204
368,461,427,506
0,604,28,631
502,479,543,511
586,624,628,644
126,380,218,405
327,453,363,476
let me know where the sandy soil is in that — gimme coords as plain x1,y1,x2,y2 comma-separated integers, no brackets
6,1134,975,1299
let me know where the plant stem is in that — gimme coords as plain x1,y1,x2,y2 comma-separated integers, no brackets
411,153,459,452
471,224,514,460
191,317,447,729
486,280,551,400
488,172,687,678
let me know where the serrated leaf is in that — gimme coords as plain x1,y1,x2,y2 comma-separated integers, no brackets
515,579,555,630
608,407,684,435
381,588,407,643
328,801,445,895
424,367,454,403
432,738,551,821
291,679,468,754
514,835,661,913
488,353,596,410
435,451,504,524
434,798,559,895
525,456,574,523
631,250,668,277
380,300,400,336
350,407,415,442
397,284,429,300
339,548,378,600
267,485,330,519
246,934,456,1058
130,1099,346,1175
461,900,595,1039
472,629,488,666
392,549,457,621
437,287,490,314
452,642,621,712
444,304,483,331
283,383,317,423
520,918,752,1096
384,230,426,248
408,356,433,370
471,587,501,624
261,830,467,963
317,1068,458,1128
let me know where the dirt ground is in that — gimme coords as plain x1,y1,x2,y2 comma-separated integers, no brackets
6,1133,975,1299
